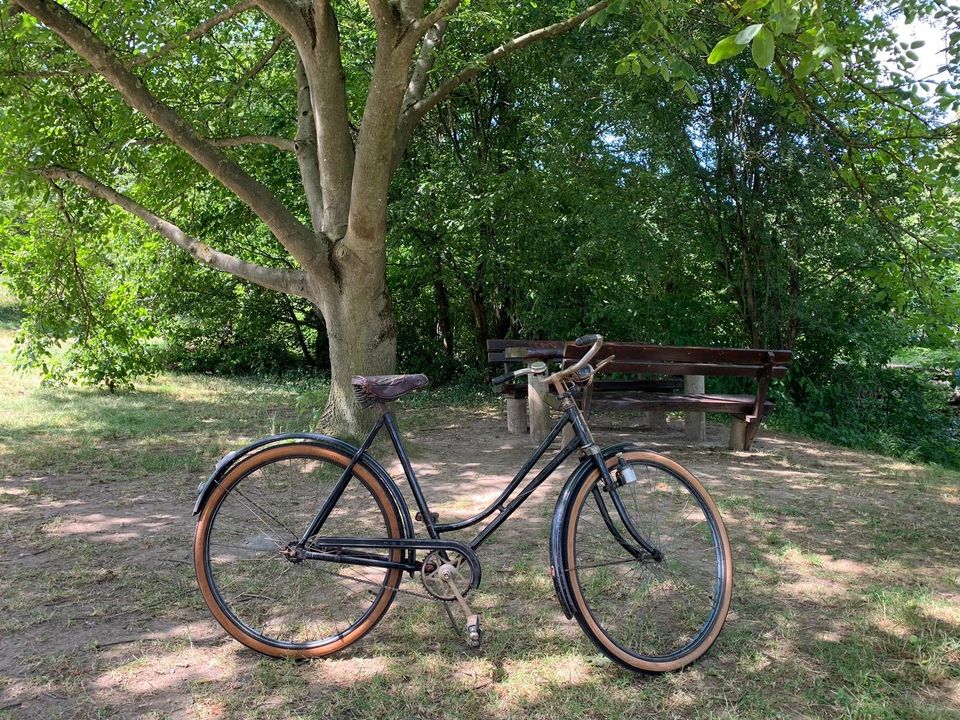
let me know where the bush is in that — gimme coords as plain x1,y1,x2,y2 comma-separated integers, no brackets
770,364,959,468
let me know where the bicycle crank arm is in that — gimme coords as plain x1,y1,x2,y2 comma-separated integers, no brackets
304,537,483,589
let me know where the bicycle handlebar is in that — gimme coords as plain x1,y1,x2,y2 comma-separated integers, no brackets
545,334,604,385
492,337,603,388
492,361,549,387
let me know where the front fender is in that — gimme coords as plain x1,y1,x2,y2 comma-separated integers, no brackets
549,442,643,619
191,433,415,544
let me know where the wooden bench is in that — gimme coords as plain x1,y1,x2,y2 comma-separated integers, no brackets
488,339,792,450
565,342,791,449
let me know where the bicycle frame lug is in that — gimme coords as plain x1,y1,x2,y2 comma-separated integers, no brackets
282,542,304,563
415,510,440,524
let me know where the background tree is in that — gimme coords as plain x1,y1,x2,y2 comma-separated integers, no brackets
0,0,612,433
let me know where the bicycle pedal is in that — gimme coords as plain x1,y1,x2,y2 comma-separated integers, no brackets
415,510,440,524
465,614,482,649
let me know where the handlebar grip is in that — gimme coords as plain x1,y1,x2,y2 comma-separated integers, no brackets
574,334,601,347
492,370,516,386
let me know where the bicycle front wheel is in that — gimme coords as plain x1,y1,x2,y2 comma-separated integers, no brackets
557,451,732,673
194,443,404,658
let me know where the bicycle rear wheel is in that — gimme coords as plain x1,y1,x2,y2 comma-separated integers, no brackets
194,443,404,658
557,451,732,673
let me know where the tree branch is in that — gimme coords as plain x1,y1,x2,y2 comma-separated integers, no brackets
131,0,258,67
295,58,326,233
130,135,296,151
222,32,289,106
256,1,355,240
254,0,312,45
367,0,393,30
40,167,312,299
405,0,610,128
402,18,449,112
13,0,319,271
414,0,460,36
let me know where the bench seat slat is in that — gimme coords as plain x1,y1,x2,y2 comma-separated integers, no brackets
589,393,774,416
583,361,789,378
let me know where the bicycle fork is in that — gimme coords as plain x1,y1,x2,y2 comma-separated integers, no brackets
559,391,663,563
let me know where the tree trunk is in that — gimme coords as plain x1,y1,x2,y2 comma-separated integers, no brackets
433,251,454,361
315,240,398,436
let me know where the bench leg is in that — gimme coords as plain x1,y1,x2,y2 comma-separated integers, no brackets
506,397,527,435
729,418,748,450
648,409,667,431
528,371,552,442
683,375,706,442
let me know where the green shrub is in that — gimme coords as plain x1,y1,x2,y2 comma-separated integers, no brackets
770,364,959,468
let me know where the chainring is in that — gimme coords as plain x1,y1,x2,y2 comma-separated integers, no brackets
420,550,474,601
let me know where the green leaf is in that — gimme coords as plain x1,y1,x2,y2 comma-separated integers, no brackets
752,26,775,68
778,11,799,35
830,59,843,81
737,0,771,18
795,52,822,78
813,44,835,60
798,27,820,47
708,34,746,64
736,24,763,45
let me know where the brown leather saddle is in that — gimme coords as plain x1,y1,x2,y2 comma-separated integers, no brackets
352,374,429,406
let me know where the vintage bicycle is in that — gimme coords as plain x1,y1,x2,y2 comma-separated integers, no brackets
193,335,732,673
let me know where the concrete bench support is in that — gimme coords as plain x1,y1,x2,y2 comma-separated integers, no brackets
729,418,748,450
684,374,706,441
648,409,667,431
528,369,552,442
506,397,527,435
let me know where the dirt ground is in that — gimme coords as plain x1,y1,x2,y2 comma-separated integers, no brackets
1,403,959,719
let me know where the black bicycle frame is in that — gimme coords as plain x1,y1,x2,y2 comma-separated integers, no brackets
298,405,580,554
296,395,659,572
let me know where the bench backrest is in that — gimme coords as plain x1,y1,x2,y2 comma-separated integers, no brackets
564,342,792,379
486,339,564,364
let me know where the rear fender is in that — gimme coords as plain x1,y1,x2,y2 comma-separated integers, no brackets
191,433,415,544
549,442,643,619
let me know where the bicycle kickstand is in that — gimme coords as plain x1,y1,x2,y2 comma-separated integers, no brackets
439,564,482,648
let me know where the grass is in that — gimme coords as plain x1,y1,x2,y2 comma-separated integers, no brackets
2,285,960,719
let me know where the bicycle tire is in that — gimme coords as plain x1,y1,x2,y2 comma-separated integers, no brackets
556,450,732,673
194,443,404,658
